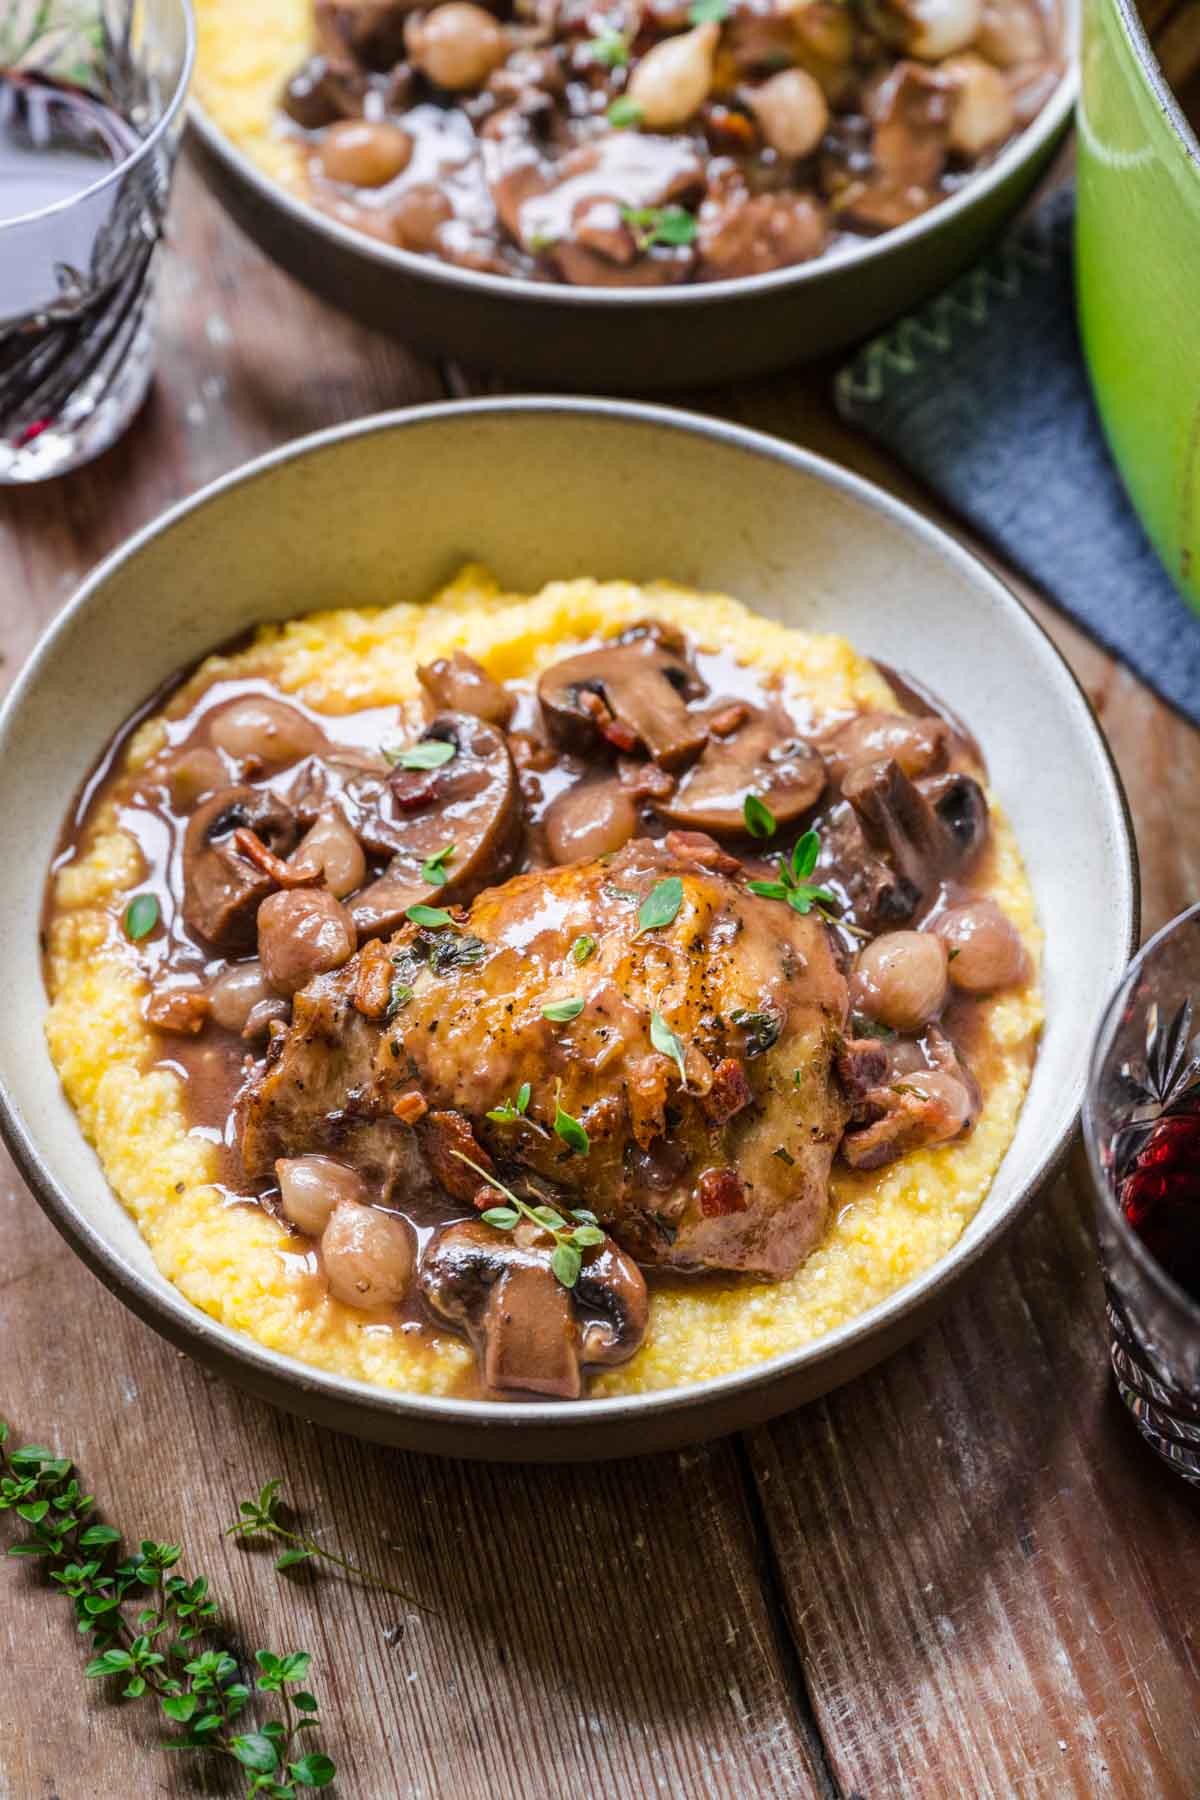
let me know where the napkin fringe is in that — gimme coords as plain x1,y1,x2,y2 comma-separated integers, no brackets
837,236,1054,411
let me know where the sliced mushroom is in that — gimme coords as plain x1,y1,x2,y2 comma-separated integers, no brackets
182,786,301,953
821,710,949,785
281,54,369,130
419,1218,648,1398
655,704,826,835
537,637,708,769
315,0,413,71
350,712,522,939
819,799,922,933
417,650,514,726
843,758,989,894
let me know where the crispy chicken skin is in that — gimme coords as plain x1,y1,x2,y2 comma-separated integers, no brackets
242,841,850,1280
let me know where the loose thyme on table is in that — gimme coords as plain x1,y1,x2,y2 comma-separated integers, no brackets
0,1424,336,1796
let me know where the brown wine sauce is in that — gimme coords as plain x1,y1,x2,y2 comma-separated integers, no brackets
45,633,1001,1377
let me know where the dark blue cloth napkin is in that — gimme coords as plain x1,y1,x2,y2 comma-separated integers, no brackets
835,187,1200,727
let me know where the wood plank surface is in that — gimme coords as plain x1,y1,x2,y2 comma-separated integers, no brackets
2,154,1198,1800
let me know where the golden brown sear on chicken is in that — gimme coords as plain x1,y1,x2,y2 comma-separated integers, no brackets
54,615,1032,1398
242,841,850,1281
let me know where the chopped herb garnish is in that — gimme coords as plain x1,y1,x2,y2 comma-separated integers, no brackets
773,1145,796,1167
620,203,698,251
405,904,454,929
384,738,456,770
553,1086,590,1156
730,1007,782,1057
650,1008,688,1087
486,1081,548,1135
420,842,456,887
386,979,413,1021
449,1152,599,1286
636,876,684,936
543,996,585,1023
947,946,961,963
122,892,159,942
689,0,731,19
849,1012,896,1042
428,930,487,973
586,28,629,64
571,934,598,965
488,1081,531,1125
526,230,558,253
607,95,644,128
747,827,840,924
742,794,776,840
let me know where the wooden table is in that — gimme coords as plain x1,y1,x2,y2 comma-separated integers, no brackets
2,156,1199,1800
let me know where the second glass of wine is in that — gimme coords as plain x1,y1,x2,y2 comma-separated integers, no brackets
1084,902,1200,1484
0,0,194,483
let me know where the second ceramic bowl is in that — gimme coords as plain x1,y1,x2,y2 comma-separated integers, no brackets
0,400,1136,1459
189,5,1078,391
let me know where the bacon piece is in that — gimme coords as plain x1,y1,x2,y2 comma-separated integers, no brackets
392,1089,428,1125
836,1036,890,1118
702,1057,752,1124
146,988,209,1036
232,827,321,890
354,939,395,1019
421,1109,494,1203
696,1167,746,1217
663,829,742,876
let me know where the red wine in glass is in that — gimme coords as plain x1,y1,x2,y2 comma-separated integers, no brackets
1118,1110,1200,1305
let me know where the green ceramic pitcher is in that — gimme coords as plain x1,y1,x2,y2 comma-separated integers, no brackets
1078,0,1200,615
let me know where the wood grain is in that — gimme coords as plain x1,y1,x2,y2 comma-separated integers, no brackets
3,153,1199,1800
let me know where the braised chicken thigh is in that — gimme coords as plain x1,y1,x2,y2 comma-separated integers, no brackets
243,841,850,1280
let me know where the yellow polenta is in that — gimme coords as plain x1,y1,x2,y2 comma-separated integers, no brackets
44,570,1043,1398
194,0,310,193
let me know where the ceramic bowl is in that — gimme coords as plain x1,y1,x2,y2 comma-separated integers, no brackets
0,400,1137,1460
1077,0,1200,615
188,10,1078,391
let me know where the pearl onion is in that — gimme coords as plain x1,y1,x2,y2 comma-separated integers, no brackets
317,120,414,187
322,1201,415,1309
903,0,983,61
851,931,949,1032
746,68,829,158
407,3,506,92
943,53,1015,155
626,21,719,130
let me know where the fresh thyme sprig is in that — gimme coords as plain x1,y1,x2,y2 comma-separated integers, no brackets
0,1425,335,1797
486,1081,551,1138
450,1151,603,1288
226,1480,427,1612
746,828,862,933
